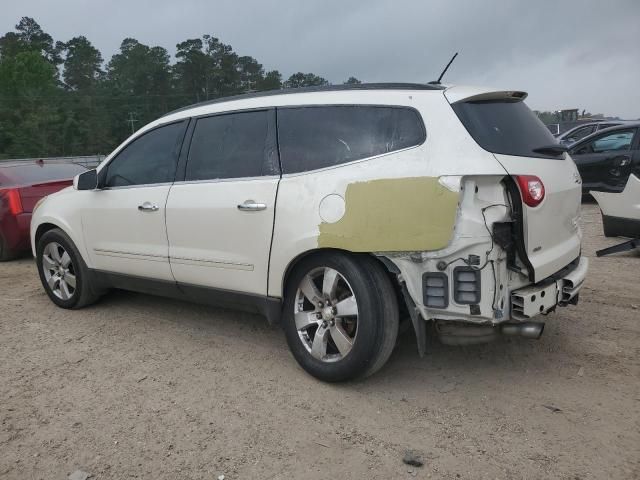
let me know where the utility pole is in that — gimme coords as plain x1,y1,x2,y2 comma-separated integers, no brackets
127,112,138,134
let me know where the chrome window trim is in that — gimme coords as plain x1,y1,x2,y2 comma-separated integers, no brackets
172,175,280,186
99,182,174,191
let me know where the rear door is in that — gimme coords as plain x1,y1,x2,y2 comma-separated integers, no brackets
570,128,637,192
165,109,280,295
448,91,582,282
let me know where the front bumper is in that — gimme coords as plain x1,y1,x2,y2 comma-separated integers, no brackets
511,256,588,320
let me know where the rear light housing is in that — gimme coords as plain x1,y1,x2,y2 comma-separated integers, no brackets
0,188,24,215
515,175,545,207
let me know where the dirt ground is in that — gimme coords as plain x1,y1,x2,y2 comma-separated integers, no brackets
1,202,638,480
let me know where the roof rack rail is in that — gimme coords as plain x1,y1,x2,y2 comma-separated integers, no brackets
163,82,445,117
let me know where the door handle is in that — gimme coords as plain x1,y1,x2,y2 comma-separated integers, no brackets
237,200,267,211
138,202,159,212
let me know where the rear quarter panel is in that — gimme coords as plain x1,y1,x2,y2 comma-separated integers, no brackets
268,91,507,297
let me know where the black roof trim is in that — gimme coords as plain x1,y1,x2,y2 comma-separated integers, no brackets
163,83,445,117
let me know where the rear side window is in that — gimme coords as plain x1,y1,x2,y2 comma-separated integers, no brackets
104,121,186,187
186,110,277,181
452,100,560,159
278,106,425,174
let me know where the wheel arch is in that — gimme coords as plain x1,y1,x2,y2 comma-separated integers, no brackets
32,219,90,267
279,247,399,300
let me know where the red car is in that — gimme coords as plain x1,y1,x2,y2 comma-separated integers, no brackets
0,161,87,261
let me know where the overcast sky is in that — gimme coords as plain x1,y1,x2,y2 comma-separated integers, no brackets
3,0,639,118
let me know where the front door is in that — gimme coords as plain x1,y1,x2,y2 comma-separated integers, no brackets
165,109,280,295
82,120,188,280
572,128,637,192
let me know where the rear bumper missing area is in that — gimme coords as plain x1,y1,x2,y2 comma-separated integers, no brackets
511,256,588,321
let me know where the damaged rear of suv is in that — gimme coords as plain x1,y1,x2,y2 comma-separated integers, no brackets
31,83,587,382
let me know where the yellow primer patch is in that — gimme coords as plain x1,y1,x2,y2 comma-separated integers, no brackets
318,177,459,252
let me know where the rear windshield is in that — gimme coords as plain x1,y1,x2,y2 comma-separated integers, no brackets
0,162,86,187
452,100,561,159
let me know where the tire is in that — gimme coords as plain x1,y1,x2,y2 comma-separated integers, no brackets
282,251,399,382
36,228,102,309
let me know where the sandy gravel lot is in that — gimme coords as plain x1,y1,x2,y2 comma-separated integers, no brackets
1,202,638,479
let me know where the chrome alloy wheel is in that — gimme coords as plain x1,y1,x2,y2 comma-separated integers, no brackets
42,242,76,300
294,267,359,362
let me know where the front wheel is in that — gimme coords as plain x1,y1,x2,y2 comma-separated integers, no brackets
36,228,102,309
283,252,399,382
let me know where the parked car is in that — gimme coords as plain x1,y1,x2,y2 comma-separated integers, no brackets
591,173,640,239
31,83,588,381
568,122,640,195
0,161,86,261
557,121,625,146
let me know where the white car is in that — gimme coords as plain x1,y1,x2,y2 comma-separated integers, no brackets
31,83,588,381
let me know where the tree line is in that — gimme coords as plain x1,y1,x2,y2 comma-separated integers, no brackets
0,17,362,159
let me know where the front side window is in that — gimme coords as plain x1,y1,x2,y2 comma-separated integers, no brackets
186,110,275,181
277,106,425,174
579,129,636,154
104,121,186,187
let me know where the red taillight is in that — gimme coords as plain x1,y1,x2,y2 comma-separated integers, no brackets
1,189,24,215
515,175,545,207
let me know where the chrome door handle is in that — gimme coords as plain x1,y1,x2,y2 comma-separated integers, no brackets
237,200,267,211
138,202,159,212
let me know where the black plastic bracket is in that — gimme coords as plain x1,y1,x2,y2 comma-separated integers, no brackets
400,282,427,358
596,238,639,257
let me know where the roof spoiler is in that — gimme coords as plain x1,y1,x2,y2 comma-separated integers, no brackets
444,87,528,104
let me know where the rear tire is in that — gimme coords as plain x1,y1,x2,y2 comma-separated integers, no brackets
36,228,102,309
282,251,399,382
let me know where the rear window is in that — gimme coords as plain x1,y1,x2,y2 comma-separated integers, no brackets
452,100,561,159
278,106,426,174
0,162,86,187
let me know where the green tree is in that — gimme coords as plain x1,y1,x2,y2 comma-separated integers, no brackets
174,38,212,103
0,17,346,159
0,50,63,157
257,70,282,91
105,38,173,141
284,72,329,88
0,17,62,68
61,36,103,90
344,76,361,84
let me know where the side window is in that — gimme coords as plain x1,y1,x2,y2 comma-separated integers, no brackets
186,110,276,181
104,121,186,187
565,125,594,143
278,106,426,174
591,130,635,153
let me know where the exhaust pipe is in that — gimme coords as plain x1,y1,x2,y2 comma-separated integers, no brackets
501,322,545,339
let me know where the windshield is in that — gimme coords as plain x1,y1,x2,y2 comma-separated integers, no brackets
452,100,562,159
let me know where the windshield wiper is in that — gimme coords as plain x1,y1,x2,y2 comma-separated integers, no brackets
532,144,568,156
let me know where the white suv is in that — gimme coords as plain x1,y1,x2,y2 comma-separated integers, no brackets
31,83,588,381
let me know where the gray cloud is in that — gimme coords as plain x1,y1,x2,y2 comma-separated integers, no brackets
2,0,639,117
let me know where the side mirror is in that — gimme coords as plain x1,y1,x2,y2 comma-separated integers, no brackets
74,169,98,190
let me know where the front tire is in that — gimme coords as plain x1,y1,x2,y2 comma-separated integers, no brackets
36,228,101,309
283,252,399,382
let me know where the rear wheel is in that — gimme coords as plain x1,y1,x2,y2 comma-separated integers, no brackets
36,228,102,309
283,252,399,382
